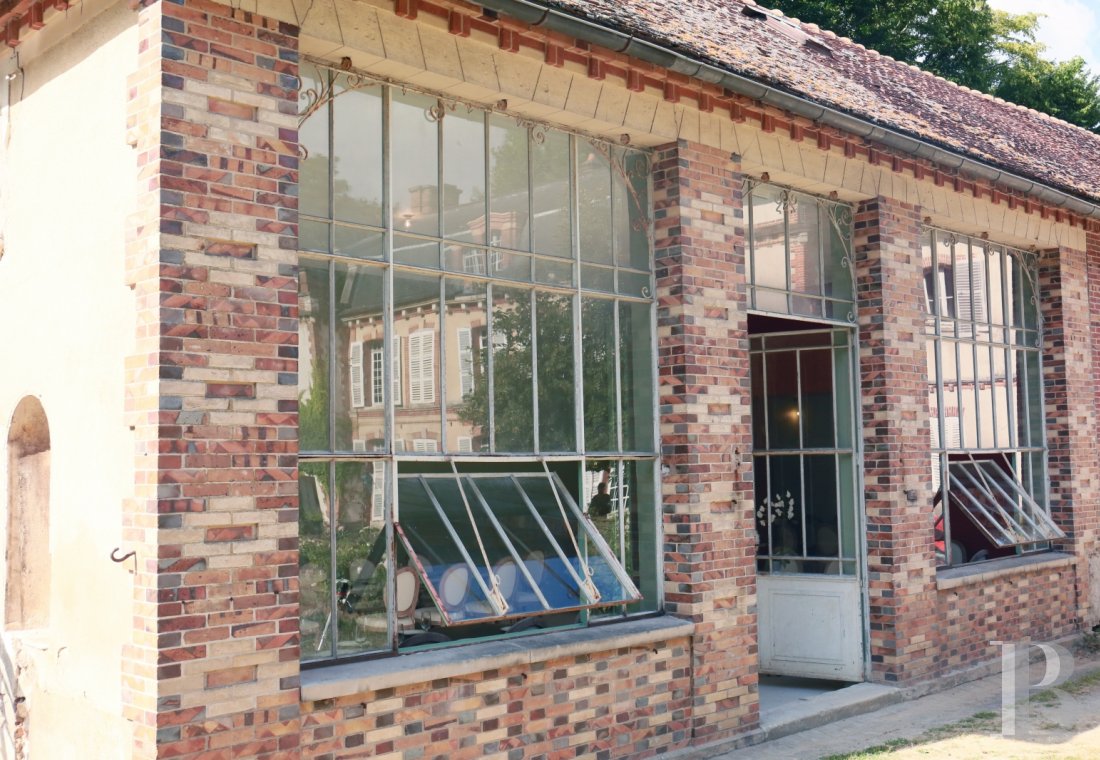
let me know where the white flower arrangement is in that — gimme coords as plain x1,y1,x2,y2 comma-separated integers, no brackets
756,490,796,526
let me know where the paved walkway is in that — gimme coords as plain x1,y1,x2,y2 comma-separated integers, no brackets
670,652,1100,760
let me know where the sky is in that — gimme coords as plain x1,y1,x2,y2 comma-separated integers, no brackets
988,0,1100,72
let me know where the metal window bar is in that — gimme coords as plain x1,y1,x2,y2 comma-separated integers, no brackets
947,460,1063,548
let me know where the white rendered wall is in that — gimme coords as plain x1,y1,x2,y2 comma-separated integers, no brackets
0,1,138,757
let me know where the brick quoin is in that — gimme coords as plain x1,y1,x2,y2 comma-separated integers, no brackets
653,140,759,741
125,0,301,757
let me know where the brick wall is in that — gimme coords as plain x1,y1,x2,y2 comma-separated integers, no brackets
301,637,692,759
126,0,302,756
1040,242,1100,626
854,197,939,683
933,567,1077,673
652,141,758,740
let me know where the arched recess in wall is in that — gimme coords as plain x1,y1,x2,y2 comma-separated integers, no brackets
5,397,51,631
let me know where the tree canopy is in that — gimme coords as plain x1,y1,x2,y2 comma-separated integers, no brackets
768,0,1100,132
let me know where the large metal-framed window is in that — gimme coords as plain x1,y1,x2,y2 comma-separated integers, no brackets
923,228,1060,568
746,181,855,323
297,62,660,664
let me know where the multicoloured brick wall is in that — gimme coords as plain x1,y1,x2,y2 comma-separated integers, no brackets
300,636,693,759
1039,242,1100,626
853,197,940,683
126,0,303,756
652,141,759,740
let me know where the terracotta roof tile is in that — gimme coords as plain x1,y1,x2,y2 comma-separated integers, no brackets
541,0,1100,205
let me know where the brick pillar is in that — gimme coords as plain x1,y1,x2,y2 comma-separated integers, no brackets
854,198,937,683
1041,240,1100,626
653,141,758,741
125,1,301,756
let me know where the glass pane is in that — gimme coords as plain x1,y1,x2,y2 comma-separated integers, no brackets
393,270,441,448
536,292,576,452
833,343,853,450
751,352,766,449
614,148,651,271
624,460,658,612
442,107,486,244
800,349,834,448
492,250,533,282
492,286,534,451
299,65,330,219
1025,349,1043,448
766,455,804,567
393,234,439,269
334,226,384,261
335,263,386,451
535,257,572,287
751,185,786,290
489,115,530,251
754,454,771,562
755,288,788,313
978,345,996,448
958,343,977,449
299,258,331,451
334,461,389,655
823,212,852,303
1029,451,1047,510
804,455,838,562
445,278,488,453
577,139,613,264
765,351,800,449
787,194,822,296
531,129,571,258
581,264,615,293
988,247,1007,326
333,79,383,227
583,298,617,452
620,301,655,452
618,270,650,298
941,341,959,451
395,476,498,624
392,91,439,236
837,453,856,559
300,220,329,254
299,464,334,660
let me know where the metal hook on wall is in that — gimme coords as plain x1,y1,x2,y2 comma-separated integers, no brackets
110,547,136,564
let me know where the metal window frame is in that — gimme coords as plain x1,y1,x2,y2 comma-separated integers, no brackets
925,226,1050,568
296,63,662,663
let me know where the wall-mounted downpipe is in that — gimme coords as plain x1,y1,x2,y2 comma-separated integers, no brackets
479,0,1100,220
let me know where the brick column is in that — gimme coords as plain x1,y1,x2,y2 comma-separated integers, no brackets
653,141,758,741
125,1,301,756
1041,240,1100,626
854,198,937,683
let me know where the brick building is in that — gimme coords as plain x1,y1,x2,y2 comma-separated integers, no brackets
1,0,1099,757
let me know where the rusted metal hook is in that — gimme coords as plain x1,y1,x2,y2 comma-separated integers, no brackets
110,547,136,563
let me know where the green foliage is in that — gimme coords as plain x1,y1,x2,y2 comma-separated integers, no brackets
769,0,1100,131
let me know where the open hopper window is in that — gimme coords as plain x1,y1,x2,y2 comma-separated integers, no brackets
395,470,641,628
946,456,1063,548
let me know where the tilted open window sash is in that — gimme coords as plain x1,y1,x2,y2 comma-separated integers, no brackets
947,457,1063,548
393,471,641,627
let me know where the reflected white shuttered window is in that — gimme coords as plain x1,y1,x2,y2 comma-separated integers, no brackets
296,64,659,663
923,228,1057,568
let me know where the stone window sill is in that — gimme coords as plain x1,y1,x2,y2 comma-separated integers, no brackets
935,551,1075,590
300,615,694,702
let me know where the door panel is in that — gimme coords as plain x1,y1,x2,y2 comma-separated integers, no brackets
758,575,863,680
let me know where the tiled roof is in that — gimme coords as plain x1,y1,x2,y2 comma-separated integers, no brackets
540,0,1100,206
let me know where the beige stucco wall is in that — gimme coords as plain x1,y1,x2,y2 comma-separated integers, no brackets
0,1,138,757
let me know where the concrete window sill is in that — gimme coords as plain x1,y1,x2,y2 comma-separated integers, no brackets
935,552,1075,590
300,615,694,702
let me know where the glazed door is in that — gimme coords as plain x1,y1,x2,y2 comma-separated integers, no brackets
751,328,864,681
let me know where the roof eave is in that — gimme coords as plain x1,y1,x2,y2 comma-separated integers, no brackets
480,0,1100,220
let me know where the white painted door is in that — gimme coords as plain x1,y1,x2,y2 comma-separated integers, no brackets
757,575,863,680
751,328,864,681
